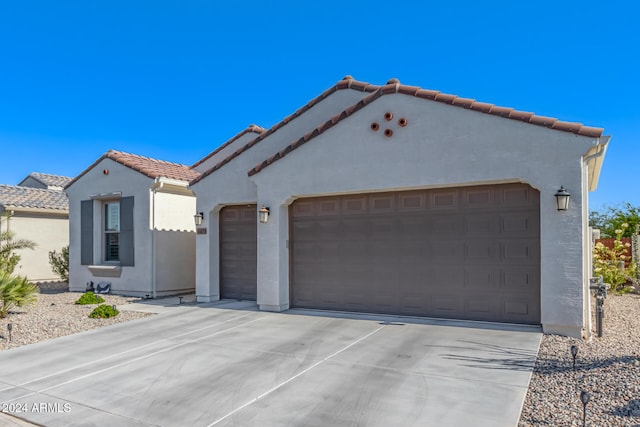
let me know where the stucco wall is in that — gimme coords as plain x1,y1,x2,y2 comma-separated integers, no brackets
151,190,196,295
152,191,196,232
154,230,195,294
66,159,154,296
192,87,372,302
248,93,602,337
4,212,68,282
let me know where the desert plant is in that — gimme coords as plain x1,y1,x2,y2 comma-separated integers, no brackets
0,273,39,318
48,245,69,282
0,229,37,275
89,304,119,318
593,223,639,292
75,291,104,305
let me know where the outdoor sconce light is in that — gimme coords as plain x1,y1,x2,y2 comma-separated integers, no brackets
259,206,270,224
554,186,571,211
194,212,204,226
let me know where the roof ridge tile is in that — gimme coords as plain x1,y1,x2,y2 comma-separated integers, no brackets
247,77,605,177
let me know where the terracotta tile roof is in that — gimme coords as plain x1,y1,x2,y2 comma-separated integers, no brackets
192,124,265,169
21,172,73,189
65,150,200,189
190,76,378,185
0,184,68,211
248,78,605,176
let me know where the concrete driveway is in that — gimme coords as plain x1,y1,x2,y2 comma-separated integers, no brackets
0,300,541,427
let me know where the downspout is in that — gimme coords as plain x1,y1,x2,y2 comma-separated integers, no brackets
151,180,164,299
582,137,609,338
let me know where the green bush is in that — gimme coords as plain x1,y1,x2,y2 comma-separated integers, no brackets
48,245,69,282
0,273,39,318
75,291,104,305
89,304,119,319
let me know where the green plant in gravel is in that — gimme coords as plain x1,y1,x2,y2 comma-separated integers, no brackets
75,291,104,305
0,273,39,318
593,223,639,292
89,304,119,318
48,245,69,282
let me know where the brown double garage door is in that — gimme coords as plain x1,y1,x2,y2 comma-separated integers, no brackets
290,184,541,325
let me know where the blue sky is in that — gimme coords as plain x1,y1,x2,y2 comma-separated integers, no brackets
0,1,637,212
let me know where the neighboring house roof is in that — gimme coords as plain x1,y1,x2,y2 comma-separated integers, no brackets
18,172,73,189
190,76,379,185
248,77,606,176
65,150,201,189
0,184,69,211
192,124,266,169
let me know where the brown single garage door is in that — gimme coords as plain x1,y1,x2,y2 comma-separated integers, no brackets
220,205,257,300
290,184,540,324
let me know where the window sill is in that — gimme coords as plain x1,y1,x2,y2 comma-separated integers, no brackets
88,265,122,278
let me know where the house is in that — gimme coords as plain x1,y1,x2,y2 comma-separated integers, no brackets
0,173,71,281
65,150,200,297
191,76,609,338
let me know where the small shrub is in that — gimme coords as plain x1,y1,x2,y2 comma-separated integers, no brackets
48,245,69,282
75,291,104,305
89,304,119,319
593,223,639,292
0,273,39,318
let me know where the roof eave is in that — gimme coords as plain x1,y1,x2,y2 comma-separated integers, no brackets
585,136,610,192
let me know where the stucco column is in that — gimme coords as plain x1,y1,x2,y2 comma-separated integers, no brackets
539,179,585,338
195,209,221,302
257,202,290,311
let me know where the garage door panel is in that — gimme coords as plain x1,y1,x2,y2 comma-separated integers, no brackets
465,297,496,319
502,214,538,234
465,241,501,262
465,268,499,290
500,186,538,206
502,240,539,261
431,216,462,234
399,192,426,210
369,194,395,212
466,214,500,235
504,298,539,323
430,190,458,210
220,205,257,301
290,184,540,324
502,268,538,291
462,188,495,208
430,294,464,315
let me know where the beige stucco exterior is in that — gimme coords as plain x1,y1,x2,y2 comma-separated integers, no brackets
0,210,68,282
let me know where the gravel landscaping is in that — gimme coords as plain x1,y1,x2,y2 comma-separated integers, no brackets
519,293,640,426
0,282,152,351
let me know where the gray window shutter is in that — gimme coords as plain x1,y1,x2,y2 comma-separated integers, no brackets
120,196,135,266
80,200,93,265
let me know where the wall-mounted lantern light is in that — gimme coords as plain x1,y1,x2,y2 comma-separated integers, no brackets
194,212,204,226
259,206,270,224
554,186,570,211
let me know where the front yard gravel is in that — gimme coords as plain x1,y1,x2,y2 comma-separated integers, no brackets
0,282,152,351
519,293,640,426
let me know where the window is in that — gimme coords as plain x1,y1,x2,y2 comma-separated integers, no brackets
104,201,120,261
81,196,134,267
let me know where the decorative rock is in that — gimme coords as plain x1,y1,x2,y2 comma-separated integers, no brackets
519,294,640,426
